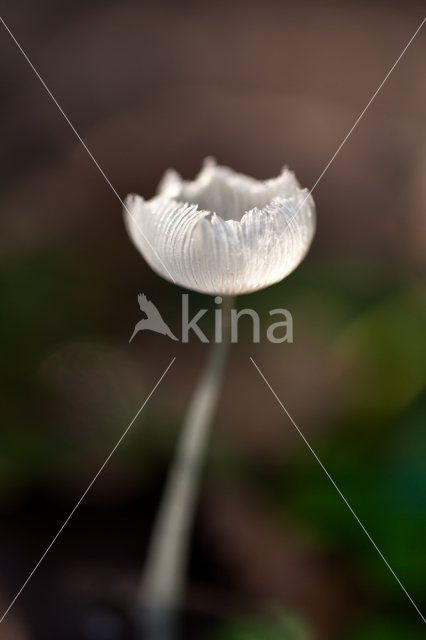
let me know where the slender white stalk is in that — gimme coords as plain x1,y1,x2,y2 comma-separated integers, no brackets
140,296,233,639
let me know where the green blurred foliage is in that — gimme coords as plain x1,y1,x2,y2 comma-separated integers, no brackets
346,616,426,640
236,260,426,638
1,250,426,638
210,608,311,640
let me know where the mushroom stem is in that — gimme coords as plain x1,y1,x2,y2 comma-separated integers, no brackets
139,295,233,640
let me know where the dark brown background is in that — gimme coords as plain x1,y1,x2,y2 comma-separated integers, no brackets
0,1,426,639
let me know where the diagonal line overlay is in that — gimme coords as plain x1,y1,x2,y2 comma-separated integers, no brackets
251,16,426,286
2,14,424,289
0,357,176,624
0,16,176,283
250,357,426,625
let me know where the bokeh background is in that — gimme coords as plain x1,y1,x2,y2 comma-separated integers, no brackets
1,0,426,638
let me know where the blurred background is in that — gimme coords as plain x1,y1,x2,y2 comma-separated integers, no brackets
1,0,426,638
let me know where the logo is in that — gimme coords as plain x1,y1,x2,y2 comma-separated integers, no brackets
130,294,293,343
129,294,178,342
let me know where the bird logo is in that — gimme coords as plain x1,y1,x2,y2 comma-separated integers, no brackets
129,294,178,342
